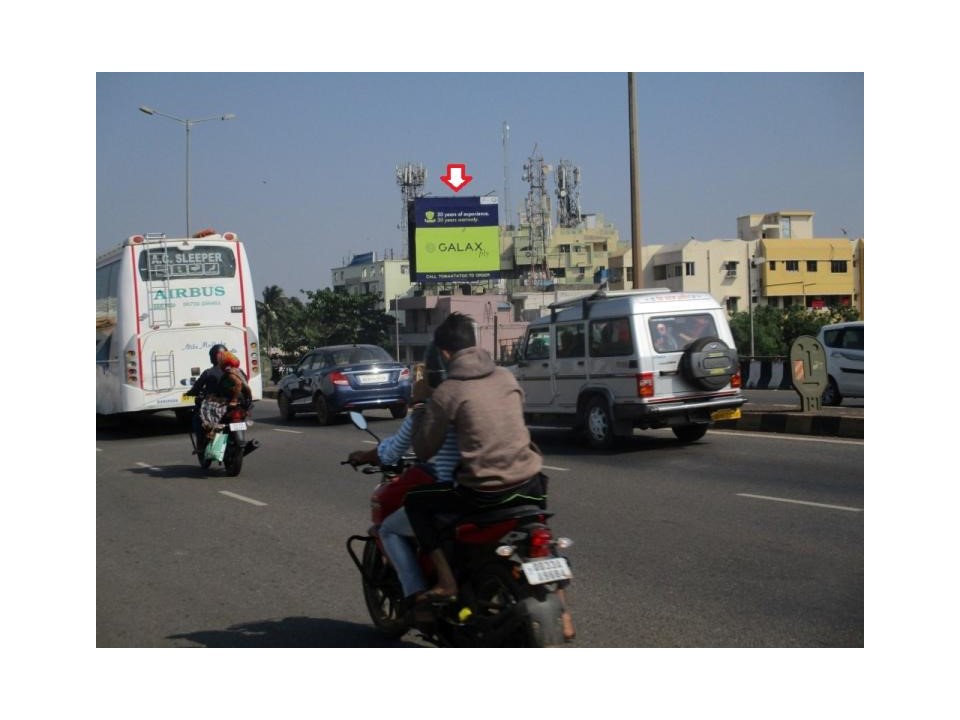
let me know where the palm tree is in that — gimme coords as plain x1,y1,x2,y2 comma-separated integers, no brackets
257,285,287,353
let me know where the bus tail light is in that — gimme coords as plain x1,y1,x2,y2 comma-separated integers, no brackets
247,339,260,376
125,350,139,385
636,372,654,398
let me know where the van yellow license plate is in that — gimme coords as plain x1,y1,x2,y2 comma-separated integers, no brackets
711,408,741,421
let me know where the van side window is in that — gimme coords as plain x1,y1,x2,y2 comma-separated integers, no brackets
525,327,551,360
590,317,632,357
556,324,585,359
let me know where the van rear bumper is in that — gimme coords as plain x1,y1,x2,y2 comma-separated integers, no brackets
614,395,745,427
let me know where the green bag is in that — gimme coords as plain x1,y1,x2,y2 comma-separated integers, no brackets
204,431,228,462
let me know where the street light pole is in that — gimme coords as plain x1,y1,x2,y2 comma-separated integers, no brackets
139,106,236,238
750,254,766,358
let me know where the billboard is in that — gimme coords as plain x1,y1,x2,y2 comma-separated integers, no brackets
408,196,500,282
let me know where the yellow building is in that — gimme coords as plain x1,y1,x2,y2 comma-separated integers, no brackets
757,238,856,310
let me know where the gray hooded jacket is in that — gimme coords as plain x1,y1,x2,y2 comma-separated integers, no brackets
411,345,542,490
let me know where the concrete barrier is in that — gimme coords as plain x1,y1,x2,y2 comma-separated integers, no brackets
739,360,794,390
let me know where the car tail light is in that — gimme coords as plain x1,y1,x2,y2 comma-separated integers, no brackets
330,370,350,386
636,372,654,398
528,527,552,558
398,367,410,381
730,369,742,388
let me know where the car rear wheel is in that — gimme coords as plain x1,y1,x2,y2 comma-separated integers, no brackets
278,393,296,421
314,393,335,425
821,377,843,406
672,424,708,443
583,397,616,450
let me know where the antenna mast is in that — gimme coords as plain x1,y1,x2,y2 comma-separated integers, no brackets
502,122,511,229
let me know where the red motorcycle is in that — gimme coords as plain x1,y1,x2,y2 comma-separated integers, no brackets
344,412,573,647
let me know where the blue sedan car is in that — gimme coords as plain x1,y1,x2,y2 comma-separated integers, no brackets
276,344,411,425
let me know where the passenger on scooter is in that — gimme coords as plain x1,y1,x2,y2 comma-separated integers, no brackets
405,313,547,598
185,343,227,447
199,350,250,437
348,356,459,601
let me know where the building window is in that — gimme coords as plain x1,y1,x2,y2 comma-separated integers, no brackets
831,260,848,273
685,262,695,276
401,264,409,274
786,261,799,272
768,296,779,308
626,268,634,282
769,261,777,271
726,296,739,314
724,261,738,278
653,265,666,281
780,216,792,239
783,296,793,308
807,261,818,272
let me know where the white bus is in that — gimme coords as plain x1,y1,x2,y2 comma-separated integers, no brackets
96,230,263,419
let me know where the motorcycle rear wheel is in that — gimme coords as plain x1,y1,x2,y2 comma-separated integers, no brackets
471,563,562,648
361,539,409,638
223,441,243,477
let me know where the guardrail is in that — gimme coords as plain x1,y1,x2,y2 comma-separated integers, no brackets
738,359,794,390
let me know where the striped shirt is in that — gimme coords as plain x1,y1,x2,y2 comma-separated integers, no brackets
377,405,459,484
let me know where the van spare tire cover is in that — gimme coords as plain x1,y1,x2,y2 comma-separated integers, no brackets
679,336,737,391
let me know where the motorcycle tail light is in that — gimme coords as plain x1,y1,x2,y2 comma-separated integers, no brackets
495,545,515,557
528,527,552,558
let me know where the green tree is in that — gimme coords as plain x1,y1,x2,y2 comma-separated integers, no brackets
729,304,862,358
297,289,394,352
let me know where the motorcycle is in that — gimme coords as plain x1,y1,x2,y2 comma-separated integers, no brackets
343,411,573,647
190,402,259,477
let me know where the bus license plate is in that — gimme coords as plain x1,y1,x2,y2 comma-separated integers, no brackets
358,373,388,385
229,422,247,431
521,557,572,585
711,408,741,421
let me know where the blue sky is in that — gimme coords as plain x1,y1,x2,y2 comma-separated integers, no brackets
96,72,863,299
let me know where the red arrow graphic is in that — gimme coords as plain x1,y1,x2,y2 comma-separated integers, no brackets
440,163,473,192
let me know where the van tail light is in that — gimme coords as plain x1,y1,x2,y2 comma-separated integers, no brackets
730,369,742,389
330,370,350,386
636,372,655,398
528,527,553,558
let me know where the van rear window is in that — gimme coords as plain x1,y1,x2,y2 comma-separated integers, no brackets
650,314,717,353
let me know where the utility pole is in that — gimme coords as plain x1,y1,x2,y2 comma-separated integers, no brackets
628,73,643,289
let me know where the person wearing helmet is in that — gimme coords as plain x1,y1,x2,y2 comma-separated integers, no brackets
185,343,228,449
347,353,459,606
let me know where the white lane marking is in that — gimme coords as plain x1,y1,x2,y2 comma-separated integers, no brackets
737,493,863,513
136,461,162,472
219,491,267,507
274,428,303,434
542,465,570,472
711,430,863,446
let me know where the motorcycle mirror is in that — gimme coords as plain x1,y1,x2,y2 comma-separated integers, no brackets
349,411,368,430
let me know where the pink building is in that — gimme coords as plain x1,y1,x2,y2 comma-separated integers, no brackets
394,293,526,364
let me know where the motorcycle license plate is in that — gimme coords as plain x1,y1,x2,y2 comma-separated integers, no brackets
229,422,247,431
521,557,572,585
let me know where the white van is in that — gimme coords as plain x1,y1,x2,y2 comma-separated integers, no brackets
510,288,744,447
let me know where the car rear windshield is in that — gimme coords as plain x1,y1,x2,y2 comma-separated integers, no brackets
330,346,393,365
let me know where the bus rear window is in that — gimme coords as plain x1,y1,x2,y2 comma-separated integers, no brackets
137,245,237,280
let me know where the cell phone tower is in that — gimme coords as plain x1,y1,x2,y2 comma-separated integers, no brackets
396,162,427,233
522,145,551,285
555,159,582,228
